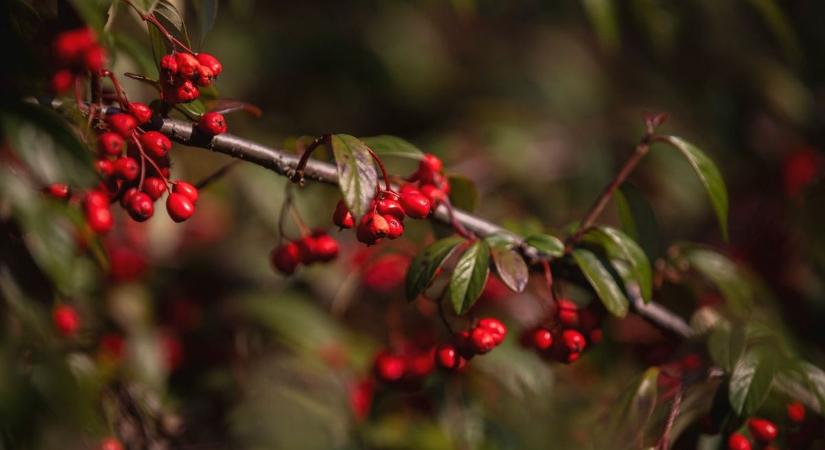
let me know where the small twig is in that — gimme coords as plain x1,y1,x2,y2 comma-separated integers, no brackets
291,135,330,183
656,384,683,450
194,160,241,190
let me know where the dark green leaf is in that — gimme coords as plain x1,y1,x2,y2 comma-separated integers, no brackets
685,248,754,318
149,0,191,49
69,0,112,31
572,248,629,317
614,183,661,260
797,362,825,413
524,233,564,258
361,135,423,159
659,136,729,241
450,241,491,315
447,174,479,212
147,23,167,71
193,0,219,47
405,237,465,301
175,99,207,118
113,32,158,77
708,325,746,372
490,245,528,293
330,134,379,218
729,348,778,416
583,226,652,302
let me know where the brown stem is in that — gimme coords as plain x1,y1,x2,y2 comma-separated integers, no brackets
291,135,329,183
365,147,392,192
656,384,683,450
194,160,241,190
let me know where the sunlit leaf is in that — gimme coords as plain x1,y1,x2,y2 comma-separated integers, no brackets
524,233,564,258
572,248,629,317
405,236,465,301
361,135,423,159
583,226,652,302
450,240,491,315
330,134,379,218
614,183,661,260
447,174,478,212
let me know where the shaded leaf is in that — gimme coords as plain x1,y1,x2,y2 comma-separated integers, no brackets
193,0,219,47
330,134,379,218
729,348,778,415
614,183,661,260
659,136,729,241
69,0,112,31
584,226,652,302
524,233,564,258
685,248,754,318
361,135,423,159
490,245,528,293
147,23,167,71
572,248,629,317
606,367,660,447
149,0,191,49
405,237,465,301
450,240,491,315
447,174,479,212
211,99,263,118
175,99,207,118
708,325,746,372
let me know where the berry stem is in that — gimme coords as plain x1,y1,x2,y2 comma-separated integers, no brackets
365,147,392,192
194,160,241,190
101,70,130,110
443,198,474,239
130,134,170,188
291,135,330,183
655,383,683,450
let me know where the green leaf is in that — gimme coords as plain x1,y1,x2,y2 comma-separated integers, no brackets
583,226,652,302
614,183,661,261
174,99,207,118
147,23,167,71
69,0,113,32
729,348,778,416
659,136,729,241
797,362,825,413
606,367,660,446
405,237,465,301
572,248,629,317
330,134,379,218
112,32,157,77
524,233,565,258
361,135,423,159
149,0,191,49
193,0,219,47
490,245,528,293
685,248,754,318
708,325,746,372
450,241,491,315
447,174,479,212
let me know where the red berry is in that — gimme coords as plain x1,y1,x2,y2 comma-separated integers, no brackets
561,329,586,353
478,318,507,345
128,102,153,124
470,327,496,354
419,153,443,174
787,401,806,423
106,114,137,138
313,233,339,262
296,236,319,265
53,28,95,64
167,79,199,103
196,53,223,76
376,198,405,220
271,242,301,274
356,213,389,245
747,418,778,443
98,132,126,156
728,433,751,450
160,54,178,74
51,69,74,93
198,111,228,135
84,190,110,209
399,183,418,194
435,344,464,370
86,205,113,234
556,299,579,327
196,65,214,87
384,215,404,239
166,193,195,222
333,200,354,229
96,159,114,177
453,331,476,359
399,191,431,219
531,327,553,351
139,131,172,159
588,328,604,344
175,52,200,79
127,191,154,222
99,437,123,450
172,181,199,203
52,305,79,337
119,187,139,209
142,177,167,200
373,352,406,382
113,157,139,181
420,184,446,205
83,45,106,73
680,354,702,371
45,183,71,200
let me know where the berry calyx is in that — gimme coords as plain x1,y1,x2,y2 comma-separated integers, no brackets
271,242,301,275
139,131,172,159
142,177,167,200
199,111,228,135
127,191,154,222
787,401,806,423
98,132,126,156
333,200,355,229
172,181,199,204
727,433,751,450
128,102,153,124
399,190,431,219
561,329,586,353
196,53,223,76
166,193,195,222
53,305,80,337
373,352,406,383
747,418,778,443
106,113,137,138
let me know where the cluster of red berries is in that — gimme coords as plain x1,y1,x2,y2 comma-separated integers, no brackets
727,402,818,450
51,27,106,93
372,345,436,388
434,318,508,371
520,299,604,364
270,230,340,274
159,51,222,104
333,154,447,246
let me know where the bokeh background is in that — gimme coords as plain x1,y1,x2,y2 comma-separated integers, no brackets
2,1,825,449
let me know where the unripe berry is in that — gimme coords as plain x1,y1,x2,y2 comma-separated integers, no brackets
313,233,339,262
128,102,153,124
172,181,199,203
376,198,405,220
556,299,579,327
198,111,228,135
127,191,154,222
45,183,71,200
96,159,114,177
53,305,80,336
139,131,172,159
384,215,404,239
51,69,74,93
333,200,354,229
435,344,463,370
196,53,223,76
106,114,137,138
561,329,586,353
113,157,140,181
86,205,113,234
478,318,507,345
399,191,431,219
787,401,806,423
530,327,553,351
747,418,778,443
470,327,496,354
419,153,443,174
83,46,106,73
166,193,195,222
160,54,178,74
99,437,123,450
98,132,126,156
271,242,301,274
175,52,200,79
728,433,751,450
142,177,167,200
373,352,406,383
